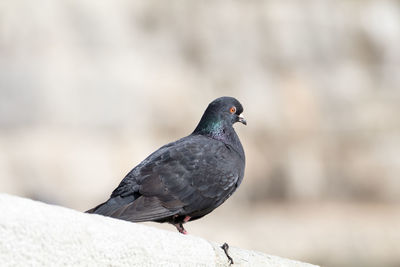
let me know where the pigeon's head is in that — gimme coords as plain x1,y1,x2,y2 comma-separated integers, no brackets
193,96,246,135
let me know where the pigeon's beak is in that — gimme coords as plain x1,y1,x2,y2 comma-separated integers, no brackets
238,114,247,125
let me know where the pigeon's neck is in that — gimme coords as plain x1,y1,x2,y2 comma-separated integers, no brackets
193,118,222,135
193,120,244,156
193,113,225,136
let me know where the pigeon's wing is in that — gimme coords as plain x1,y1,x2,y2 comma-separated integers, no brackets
137,135,244,218
91,135,244,222
89,141,184,221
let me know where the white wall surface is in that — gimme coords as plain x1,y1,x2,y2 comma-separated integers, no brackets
0,194,317,267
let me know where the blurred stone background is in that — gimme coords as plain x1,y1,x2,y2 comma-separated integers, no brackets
1,0,399,266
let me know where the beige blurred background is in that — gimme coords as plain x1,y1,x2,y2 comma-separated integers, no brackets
1,1,400,266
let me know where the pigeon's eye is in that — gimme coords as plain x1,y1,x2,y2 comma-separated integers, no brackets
229,106,236,114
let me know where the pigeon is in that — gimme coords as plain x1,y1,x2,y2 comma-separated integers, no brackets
86,96,246,234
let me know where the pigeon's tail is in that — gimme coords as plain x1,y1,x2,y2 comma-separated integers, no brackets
85,195,135,215
86,195,180,223
85,200,115,214
85,202,105,213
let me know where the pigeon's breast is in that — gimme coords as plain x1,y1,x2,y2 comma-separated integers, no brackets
170,135,245,216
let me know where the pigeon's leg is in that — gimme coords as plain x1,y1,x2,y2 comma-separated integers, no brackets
171,215,190,234
173,222,187,235
221,242,234,265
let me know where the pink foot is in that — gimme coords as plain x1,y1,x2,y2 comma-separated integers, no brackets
174,222,188,235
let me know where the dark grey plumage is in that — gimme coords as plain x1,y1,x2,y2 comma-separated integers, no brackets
86,96,246,234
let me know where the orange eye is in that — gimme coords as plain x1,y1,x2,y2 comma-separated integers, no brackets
229,106,236,114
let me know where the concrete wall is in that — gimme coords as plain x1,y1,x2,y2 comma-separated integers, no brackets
0,194,317,267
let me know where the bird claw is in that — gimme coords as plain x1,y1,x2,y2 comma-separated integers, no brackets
174,222,188,235
221,242,234,265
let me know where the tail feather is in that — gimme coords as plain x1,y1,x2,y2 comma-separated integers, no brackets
85,202,106,213
85,195,135,215
85,195,179,223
